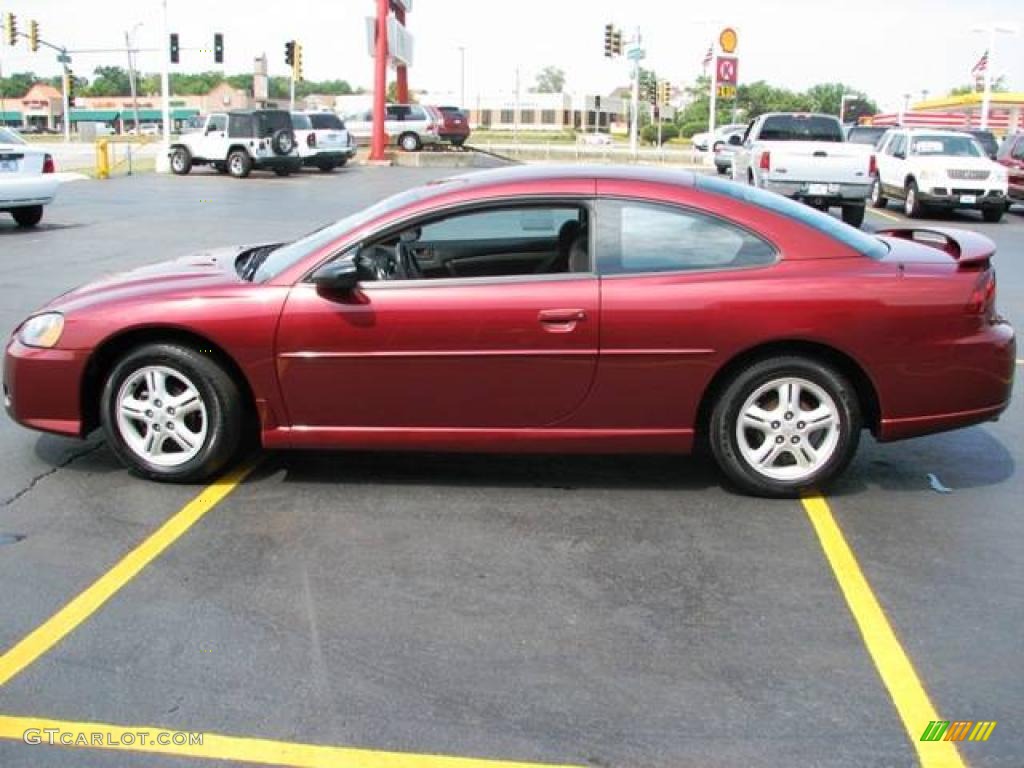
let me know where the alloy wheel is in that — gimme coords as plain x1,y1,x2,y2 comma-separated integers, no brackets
115,365,208,467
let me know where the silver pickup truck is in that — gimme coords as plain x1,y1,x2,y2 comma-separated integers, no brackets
730,113,874,227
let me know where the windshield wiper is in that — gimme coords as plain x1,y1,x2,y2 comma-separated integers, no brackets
238,244,282,282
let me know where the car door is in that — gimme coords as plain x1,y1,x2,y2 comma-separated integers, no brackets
198,114,227,159
731,119,756,180
385,105,408,140
882,133,907,196
274,201,599,429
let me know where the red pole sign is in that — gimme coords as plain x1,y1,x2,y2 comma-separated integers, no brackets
370,0,389,161
394,5,409,103
715,56,738,86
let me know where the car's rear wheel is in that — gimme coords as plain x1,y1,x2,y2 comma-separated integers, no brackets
904,180,924,217
12,205,43,228
870,178,887,208
317,159,337,172
170,147,192,175
273,168,292,177
709,357,861,497
227,150,252,179
981,205,1004,223
451,137,466,148
100,343,244,482
841,203,866,228
399,132,421,152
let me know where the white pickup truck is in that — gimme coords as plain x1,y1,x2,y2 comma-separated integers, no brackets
730,113,874,227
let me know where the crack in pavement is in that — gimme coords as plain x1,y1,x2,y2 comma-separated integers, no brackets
1,442,106,509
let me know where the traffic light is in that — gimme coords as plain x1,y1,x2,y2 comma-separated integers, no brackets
29,20,39,52
612,29,623,56
293,43,304,81
4,13,16,46
603,23,614,58
65,70,76,103
169,33,179,63
285,40,295,67
214,33,223,64
657,80,670,106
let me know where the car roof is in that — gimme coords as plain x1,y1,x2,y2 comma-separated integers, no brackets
436,164,697,194
897,127,976,136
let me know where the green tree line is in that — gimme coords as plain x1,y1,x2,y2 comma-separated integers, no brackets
0,67,361,100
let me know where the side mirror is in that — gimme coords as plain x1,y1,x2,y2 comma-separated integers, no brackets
311,258,360,294
728,134,742,146
894,150,906,160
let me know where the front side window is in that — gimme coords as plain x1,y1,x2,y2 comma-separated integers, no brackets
408,106,427,121
596,200,776,275
207,115,227,132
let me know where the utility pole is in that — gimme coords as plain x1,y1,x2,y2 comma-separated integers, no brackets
124,25,142,137
629,27,640,157
458,46,466,107
513,65,520,143
707,50,718,157
158,0,171,171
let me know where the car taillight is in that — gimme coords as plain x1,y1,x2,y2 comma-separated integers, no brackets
759,151,770,171
869,154,877,176
967,270,996,316
307,133,316,147
42,154,56,173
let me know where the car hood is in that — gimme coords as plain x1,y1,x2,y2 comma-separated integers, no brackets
912,155,1001,173
45,244,254,314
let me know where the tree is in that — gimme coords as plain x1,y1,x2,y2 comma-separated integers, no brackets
531,66,565,94
0,71,39,98
949,76,1007,96
87,66,133,97
804,82,877,119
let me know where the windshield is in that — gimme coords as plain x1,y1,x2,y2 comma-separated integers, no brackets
290,114,312,129
760,115,843,142
696,175,889,260
251,180,463,282
310,113,344,130
0,127,26,144
846,127,887,146
911,135,983,157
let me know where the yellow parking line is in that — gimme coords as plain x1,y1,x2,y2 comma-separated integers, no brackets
802,495,966,768
868,208,902,223
0,460,257,688
0,714,580,768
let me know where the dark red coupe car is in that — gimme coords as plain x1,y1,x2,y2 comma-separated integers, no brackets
4,167,1015,496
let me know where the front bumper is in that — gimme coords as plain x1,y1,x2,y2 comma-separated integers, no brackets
4,338,90,437
919,187,1006,209
762,179,871,205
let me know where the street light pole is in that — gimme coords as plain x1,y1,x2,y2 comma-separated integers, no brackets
125,24,143,136
158,0,171,171
457,46,466,107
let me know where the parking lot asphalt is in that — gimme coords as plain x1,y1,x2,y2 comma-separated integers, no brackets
1,166,1022,767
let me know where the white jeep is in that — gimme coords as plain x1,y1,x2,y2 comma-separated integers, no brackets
169,109,302,178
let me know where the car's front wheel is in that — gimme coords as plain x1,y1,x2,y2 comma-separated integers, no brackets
709,357,861,497
981,205,1004,223
904,180,924,218
100,343,244,482
170,147,192,175
11,205,43,228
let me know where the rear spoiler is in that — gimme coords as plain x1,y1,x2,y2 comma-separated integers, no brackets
876,227,995,269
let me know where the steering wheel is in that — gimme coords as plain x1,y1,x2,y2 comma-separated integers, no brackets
396,241,423,279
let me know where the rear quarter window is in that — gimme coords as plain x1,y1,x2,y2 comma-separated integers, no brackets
310,113,344,130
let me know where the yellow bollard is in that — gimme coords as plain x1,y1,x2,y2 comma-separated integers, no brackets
95,139,110,180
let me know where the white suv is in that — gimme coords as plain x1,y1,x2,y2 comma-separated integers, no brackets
291,111,357,172
169,109,302,178
345,104,442,152
871,128,1009,222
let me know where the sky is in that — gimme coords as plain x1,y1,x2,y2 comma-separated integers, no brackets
1,0,1021,112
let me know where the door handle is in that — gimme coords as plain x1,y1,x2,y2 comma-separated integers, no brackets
539,309,587,324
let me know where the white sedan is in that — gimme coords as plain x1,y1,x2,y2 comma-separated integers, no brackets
1,127,60,228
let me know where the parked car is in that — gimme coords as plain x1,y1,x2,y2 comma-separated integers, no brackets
995,132,1024,206
692,123,745,152
871,128,1008,221
344,104,442,152
5,166,1014,498
844,124,889,147
580,133,614,146
731,112,874,227
960,129,998,160
0,126,59,228
434,105,471,147
169,109,302,179
713,128,745,175
290,111,356,172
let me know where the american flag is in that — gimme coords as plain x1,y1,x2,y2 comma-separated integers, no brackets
971,49,988,76
702,45,714,73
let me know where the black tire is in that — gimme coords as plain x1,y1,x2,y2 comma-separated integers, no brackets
869,178,887,208
904,180,924,218
271,129,296,156
981,205,1004,223
170,146,192,175
399,132,421,152
316,160,337,172
841,203,866,228
709,356,862,498
274,168,292,177
12,205,43,228
451,137,466,148
336,156,349,167
100,343,245,483
227,150,252,179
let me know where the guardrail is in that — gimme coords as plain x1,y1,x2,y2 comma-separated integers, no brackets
469,142,710,167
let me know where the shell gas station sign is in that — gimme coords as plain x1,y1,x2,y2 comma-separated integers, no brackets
715,27,738,99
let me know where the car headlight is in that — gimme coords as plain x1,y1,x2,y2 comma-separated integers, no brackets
18,313,64,348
